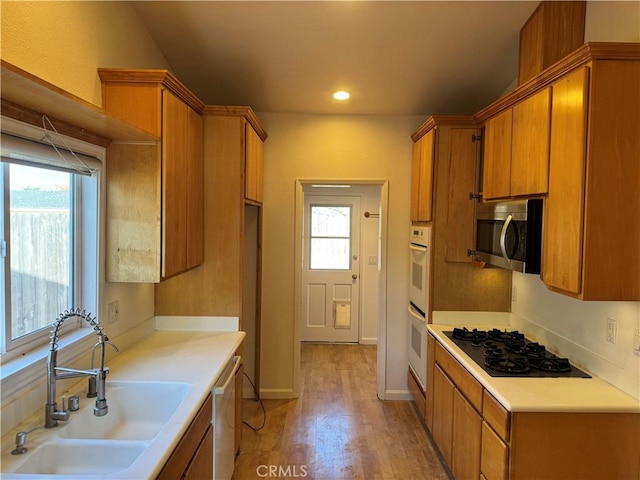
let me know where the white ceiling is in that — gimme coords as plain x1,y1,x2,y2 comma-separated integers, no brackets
131,1,539,116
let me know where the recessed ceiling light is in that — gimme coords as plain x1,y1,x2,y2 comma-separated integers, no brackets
333,91,350,101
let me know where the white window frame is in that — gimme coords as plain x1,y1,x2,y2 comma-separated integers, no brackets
0,117,103,363
309,203,353,271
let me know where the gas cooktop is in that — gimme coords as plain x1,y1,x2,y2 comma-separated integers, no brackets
445,328,591,378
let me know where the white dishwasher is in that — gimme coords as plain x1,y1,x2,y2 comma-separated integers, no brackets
213,355,241,480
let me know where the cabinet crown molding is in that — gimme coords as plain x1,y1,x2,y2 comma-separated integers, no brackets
411,116,477,142
203,105,268,141
97,68,205,114
475,42,640,123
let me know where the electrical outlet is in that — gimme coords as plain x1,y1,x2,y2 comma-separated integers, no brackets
634,329,640,356
368,256,378,266
108,301,119,324
606,317,617,344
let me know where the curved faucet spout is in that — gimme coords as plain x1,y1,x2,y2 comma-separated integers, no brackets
45,308,117,428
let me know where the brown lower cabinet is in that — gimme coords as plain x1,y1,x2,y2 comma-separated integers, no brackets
429,336,640,480
157,394,213,479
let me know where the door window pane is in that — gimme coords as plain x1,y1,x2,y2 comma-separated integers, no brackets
310,206,351,270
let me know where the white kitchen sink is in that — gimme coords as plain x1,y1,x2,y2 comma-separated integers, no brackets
59,381,190,441
14,441,145,475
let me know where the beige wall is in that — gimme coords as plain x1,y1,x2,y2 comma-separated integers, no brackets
1,1,170,107
585,0,640,43
258,113,423,397
1,1,169,343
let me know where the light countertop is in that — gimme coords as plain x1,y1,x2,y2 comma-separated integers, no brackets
428,324,640,413
1,328,245,479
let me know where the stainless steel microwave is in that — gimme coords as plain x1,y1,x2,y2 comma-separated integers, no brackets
473,199,543,273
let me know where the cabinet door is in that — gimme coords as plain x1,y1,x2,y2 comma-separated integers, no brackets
186,108,204,269
245,123,264,203
410,140,422,222
511,87,551,196
445,128,480,262
481,421,508,480
183,424,213,479
162,90,189,279
411,130,435,223
432,364,454,465
542,67,589,294
425,333,436,431
482,109,512,200
452,389,482,480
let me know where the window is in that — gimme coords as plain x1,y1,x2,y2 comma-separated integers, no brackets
3,163,74,345
0,126,100,356
309,205,351,270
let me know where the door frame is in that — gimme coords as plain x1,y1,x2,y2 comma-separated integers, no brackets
293,179,389,399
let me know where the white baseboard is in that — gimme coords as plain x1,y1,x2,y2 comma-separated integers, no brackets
383,390,413,401
259,388,296,399
359,337,377,345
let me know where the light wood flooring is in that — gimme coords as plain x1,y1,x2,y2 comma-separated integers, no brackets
233,343,450,480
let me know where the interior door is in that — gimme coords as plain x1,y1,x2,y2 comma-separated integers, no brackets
301,195,360,342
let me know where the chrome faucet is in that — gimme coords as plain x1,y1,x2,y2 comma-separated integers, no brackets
45,308,118,428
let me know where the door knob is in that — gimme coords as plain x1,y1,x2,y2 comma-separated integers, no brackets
352,274,358,280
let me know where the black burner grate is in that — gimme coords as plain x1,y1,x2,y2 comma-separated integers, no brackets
444,330,591,378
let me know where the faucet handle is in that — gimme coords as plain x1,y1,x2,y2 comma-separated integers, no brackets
12,432,28,455
69,395,80,412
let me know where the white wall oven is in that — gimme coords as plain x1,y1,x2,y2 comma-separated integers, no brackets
409,226,430,315
408,225,431,391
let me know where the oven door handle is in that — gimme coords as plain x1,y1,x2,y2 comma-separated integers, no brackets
410,244,427,253
408,304,426,322
499,214,513,262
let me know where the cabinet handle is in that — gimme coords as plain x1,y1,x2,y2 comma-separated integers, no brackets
499,214,513,262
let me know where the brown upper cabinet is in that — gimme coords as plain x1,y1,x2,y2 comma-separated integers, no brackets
482,108,512,200
543,59,639,300
244,121,265,203
482,87,551,200
98,69,205,282
410,128,435,222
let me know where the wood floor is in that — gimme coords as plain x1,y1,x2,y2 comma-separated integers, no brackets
233,343,450,480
